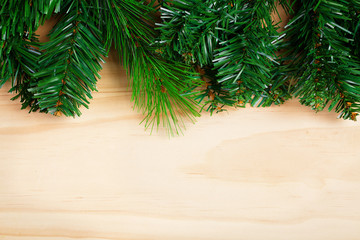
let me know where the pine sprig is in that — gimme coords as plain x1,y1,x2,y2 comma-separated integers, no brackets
0,0,46,110
29,0,106,117
103,0,201,135
7,38,42,112
281,0,360,120
158,0,289,113
157,0,223,66
212,0,289,109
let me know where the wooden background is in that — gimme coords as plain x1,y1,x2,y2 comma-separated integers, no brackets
1,6,360,240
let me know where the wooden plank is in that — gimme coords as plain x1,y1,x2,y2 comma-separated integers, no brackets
0,5,360,240
1,50,359,239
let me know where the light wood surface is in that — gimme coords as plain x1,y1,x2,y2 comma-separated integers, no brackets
1,9,360,240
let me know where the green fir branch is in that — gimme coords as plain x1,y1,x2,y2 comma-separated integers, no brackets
29,0,106,117
0,0,46,111
158,0,289,114
103,0,201,135
281,0,360,120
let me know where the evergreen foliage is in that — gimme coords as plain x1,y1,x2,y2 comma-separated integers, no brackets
279,0,360,120
0,0,201,135
1,0,43,111
30,0,106,117
157,0,291,113
101,0,201,134
1,0,360,135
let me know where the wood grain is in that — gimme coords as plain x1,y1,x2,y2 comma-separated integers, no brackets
1,7,360,240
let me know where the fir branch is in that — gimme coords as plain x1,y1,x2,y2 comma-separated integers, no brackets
7,38,42,112
158,0,289,114
212,0,288,110
281,0,360,120
103,0,201,135
0,0,44,111
349,0,360,57
29,0,106,117
157,0,223,66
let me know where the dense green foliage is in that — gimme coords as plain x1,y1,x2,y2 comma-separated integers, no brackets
1,0,360,135
275,0,360,120
101,0,201,134
30,0,106,117
157,0,292,113
157,0,360,120
0,0,201,135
